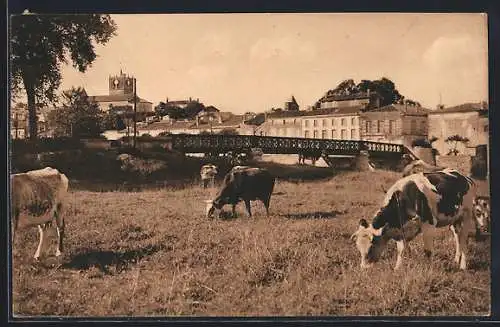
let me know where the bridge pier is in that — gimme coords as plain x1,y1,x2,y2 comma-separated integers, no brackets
355,150,373,172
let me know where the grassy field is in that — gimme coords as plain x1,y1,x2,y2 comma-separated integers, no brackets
11,168,490,317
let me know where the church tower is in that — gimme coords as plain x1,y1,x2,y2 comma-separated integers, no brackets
109,69,134,96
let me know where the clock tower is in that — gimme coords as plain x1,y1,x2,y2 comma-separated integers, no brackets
109,70,134,96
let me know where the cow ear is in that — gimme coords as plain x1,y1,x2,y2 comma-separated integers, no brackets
359,219,369,228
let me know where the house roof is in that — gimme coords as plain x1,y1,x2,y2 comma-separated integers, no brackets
363,104,430,115
89,94,152,104
268,105,363,118
139,114,245,131
319,91,378,103
428,102,488,115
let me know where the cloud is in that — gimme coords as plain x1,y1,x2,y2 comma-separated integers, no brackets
420,35,488,105
423,35,486,70
191,33,233,64
249,35,317,62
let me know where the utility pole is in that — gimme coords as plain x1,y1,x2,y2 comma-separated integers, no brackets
133,77,137,149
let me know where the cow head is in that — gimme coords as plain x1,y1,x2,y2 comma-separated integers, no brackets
350,218,388,268
205,198,224,219
473,197,490,234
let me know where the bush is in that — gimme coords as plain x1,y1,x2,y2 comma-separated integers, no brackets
11,137,84,154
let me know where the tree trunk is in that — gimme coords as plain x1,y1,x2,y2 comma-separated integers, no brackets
22,73,37,140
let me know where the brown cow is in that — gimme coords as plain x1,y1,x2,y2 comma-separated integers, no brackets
11,167,69,260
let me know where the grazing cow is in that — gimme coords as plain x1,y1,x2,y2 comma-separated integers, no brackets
351,168,478,270
205,167,275,219
11,167,69,260
200,164,218,189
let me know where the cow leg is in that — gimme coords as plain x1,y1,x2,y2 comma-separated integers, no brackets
54,206,65,257
231,204,237,218
450,224,461,264
263,197,271,217
34,224,47,260
244,200,252,218
457,210,474,270
394,240,405,270
421,223,434,259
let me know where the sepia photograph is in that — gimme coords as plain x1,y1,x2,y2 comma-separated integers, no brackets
9,12,491,318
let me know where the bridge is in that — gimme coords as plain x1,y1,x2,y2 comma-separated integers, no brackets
153,134,416,168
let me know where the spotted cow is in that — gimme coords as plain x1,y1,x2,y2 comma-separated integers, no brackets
351,168,479,270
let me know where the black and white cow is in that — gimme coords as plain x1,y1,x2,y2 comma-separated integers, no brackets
351,168,479,270
205,166,275,219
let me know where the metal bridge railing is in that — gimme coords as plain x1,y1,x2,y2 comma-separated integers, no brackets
166,134,404,156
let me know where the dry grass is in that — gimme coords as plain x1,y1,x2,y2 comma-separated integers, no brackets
11,170,490,317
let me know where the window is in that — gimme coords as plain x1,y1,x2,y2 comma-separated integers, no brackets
410,120,417,133
331,119,336,126
322,119,327,127
260,131,264,136
313,130,319,138
322,130,327,139
305,120,310,127
283,119,286,125
375,120,381,133
389,120,396,135
293,119,297,124
351,129,356,139
341,129,347,139
341,118,346,126
305,130,310,138
331,129,337,138
351,117,356,125
484,125,489,132
313,119,318,127
366,121,372,133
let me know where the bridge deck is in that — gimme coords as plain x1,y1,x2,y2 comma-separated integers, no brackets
157,134,407,158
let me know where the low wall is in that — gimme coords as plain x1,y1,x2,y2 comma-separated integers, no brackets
436,155,472,175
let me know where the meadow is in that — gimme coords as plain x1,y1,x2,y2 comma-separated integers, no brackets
11,166,491,317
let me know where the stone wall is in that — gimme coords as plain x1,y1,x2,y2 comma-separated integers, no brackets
436,155,472,175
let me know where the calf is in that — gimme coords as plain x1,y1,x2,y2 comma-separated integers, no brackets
351,168,478,270
200,164,218,189
206,167,275,219
11,167,69,260
473,196,490,234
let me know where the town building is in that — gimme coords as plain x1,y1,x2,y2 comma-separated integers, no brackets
88,70,153,113
315,90,382,110
427,102,488,156
10,103,51,139
359,103,430,146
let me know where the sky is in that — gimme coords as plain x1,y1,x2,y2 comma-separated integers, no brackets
57,13,488,114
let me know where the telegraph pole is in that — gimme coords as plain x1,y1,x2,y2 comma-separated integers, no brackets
133,77,137,149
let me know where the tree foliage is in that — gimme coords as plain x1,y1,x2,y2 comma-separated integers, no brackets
319,77,422,108
49,87,103,137
154,101,206,120
10,14,117,139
